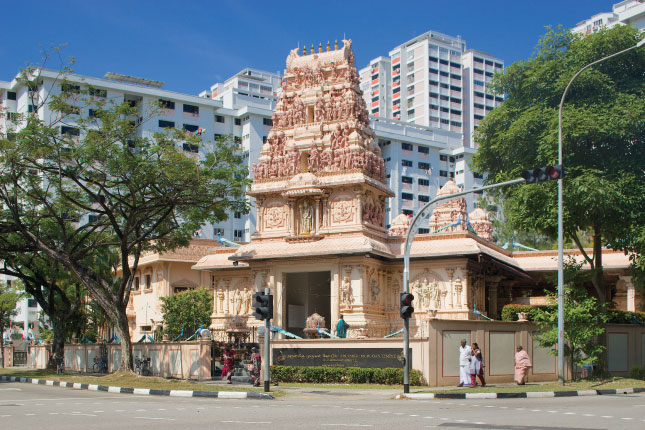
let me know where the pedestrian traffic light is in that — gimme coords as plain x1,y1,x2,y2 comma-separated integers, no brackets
400,292,414,319
252,292,273,321
520,165,565,184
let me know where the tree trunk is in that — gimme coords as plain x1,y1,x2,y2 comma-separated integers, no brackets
49,318,66,369
114,307,133,372
1,332,4,368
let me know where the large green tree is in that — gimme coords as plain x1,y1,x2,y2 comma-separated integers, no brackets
0,62,249,371
472,26,645,303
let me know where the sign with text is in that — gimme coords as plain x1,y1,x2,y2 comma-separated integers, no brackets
272,348,410,368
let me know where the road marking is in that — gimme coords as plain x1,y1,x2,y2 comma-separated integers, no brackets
93,410,104,413
564,412,576,415
547,411,557,413
621,418,633,420
380,411,390,414
135,417,176,421
48,413,59,415
320,425,372,428
394,412,404,415
582,414,594,417
499,406,508,409
424,416,434,419
601,415,613,418
221,421,271,424
157,408,166,411
61,412,97,417
136,409,147,411
0,388,21,391
410,414,419,417
25,413,36,416
115,409,125,412
531,409,541,412
484,405,494,408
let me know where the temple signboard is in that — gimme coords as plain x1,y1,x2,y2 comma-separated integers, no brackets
273,347,410,368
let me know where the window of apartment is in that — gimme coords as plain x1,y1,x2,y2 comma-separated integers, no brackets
474,114,484,120
234,229,244,240
134,277,140,291
418,178,430,186
215,115,225,123
6,112,19,121
451,97,462,104
485,105,494,111
372,108,379,114
495,62,503,69
379,139,391,146
158,99,175,110
407,62,414,72
440,83,449,89
440,119,450,125
234,118,242,126
450,109,461,115
418,146,429,154
485,94,494,100
401,193,413,200
429,104,438,111
61,126,80,136
430,92,439,98
440,71,449,77
234,212,241,219
440,95,449,101
474,80,485,87
183,124,199,133
485,71,494,78
429,116,439,123
27,298,37,308
449,156,455,162
183,104,199,115
182,143,199,153
158,120,175,128
7,91,16,100
61,83,81,94
401,159,413,167
429,80,439,87
474,57,484,64
145,274,151,290
450,61,460,69
474,68,484,76
451,121,462,127
263,118,273,126
495,96,504,102
440,155,448,161
474,103,485,109
439,170,448,177
429,56,438,62
402,209,413,216
418,227,430,234
439,59,449,66
407,85,415,95
429,68,439,75
407,108,415,116
401,142,413,151
440,107,449,113
401,176,413,184
473,172,484,179
450,85,461,92
419,162,430,170
418,195,430,203
475,91,485,98
372,96,379,103
28,104,38,113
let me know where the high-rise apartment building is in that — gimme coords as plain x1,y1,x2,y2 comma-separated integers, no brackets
572,0,645,34
359,30,504,149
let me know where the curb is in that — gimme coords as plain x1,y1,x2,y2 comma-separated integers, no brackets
397,387,645,400
0,375,273,400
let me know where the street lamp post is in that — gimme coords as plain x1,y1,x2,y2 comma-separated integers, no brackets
402,177,525,393
556,37,645,385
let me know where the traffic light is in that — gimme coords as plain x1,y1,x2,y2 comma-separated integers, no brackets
252,292,273,321
400,292,414,319
520,165,565,184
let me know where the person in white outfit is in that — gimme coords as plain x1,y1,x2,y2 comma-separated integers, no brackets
458,339,472,386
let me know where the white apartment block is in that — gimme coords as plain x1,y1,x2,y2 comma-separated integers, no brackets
359,30,504,149
572,0,645,34
0,274,43,341
1,68,281,243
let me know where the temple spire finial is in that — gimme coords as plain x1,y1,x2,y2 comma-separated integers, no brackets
318,43,322,53
303,45,307,55
326,41,330,52
334,40,338,50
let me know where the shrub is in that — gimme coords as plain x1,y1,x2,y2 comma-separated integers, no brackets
270,365,425,386
501,304,549,321
629,365,645,380
606,309,645,324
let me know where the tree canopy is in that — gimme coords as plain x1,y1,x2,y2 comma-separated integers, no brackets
472,25,645,299
0,60,249,370
160,288,213,339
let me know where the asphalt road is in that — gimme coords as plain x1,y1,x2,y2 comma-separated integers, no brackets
1,380,645,429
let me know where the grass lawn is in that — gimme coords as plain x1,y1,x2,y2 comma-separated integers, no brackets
0,368,284,396
417,377,645,394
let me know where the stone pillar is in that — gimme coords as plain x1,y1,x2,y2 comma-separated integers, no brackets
446,268,455,309
622,276,635,312
314,197,321,235
287,200,295,236
487,276,502,319
224,279,231,314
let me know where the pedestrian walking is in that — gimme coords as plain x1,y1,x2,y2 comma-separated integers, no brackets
221,345,235,384
336,314,350,339
469,342,486,387
458,339,472,387
249,346,261,387
514,345,532,385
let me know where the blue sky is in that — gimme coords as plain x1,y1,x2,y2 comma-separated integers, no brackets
1,0,615,95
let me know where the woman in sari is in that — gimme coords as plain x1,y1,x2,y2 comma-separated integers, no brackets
221,345,235,384
249,346,262,387
470,342,486,387
514,345,531,385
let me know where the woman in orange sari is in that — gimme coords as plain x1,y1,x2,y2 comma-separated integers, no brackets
514,345,531,385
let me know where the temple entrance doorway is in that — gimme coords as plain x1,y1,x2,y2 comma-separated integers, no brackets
285,271,331,338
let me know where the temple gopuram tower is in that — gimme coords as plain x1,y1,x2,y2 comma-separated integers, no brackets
250,40,393,240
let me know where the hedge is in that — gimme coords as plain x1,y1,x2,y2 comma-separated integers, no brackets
630,365,645,380
500,304,549,321
270,365,426,386
501,305,645,325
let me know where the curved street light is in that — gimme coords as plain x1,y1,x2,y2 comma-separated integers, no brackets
556,36,645,385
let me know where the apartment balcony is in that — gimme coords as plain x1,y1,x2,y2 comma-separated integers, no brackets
474,108,485,116
450,90,461,98
450,102,461,110
450,78,461,87
474,96,485,105
401,183,413,192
